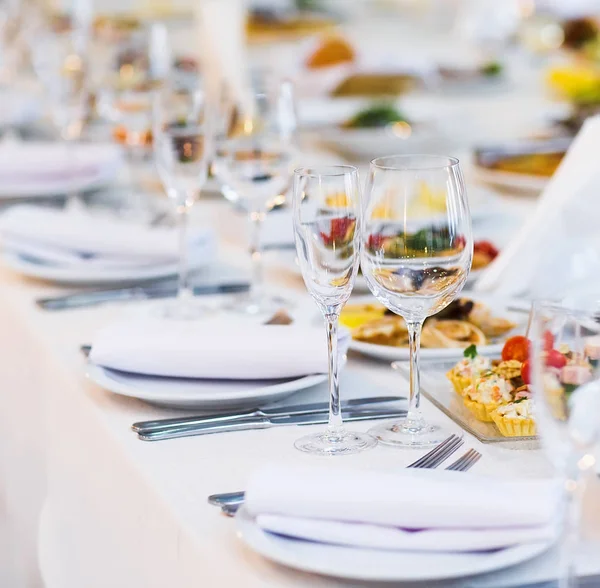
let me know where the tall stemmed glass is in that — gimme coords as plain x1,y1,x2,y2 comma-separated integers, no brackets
361,155,473,447
213,74,296,316
153,86,212,319
293,165,377,456
30,26,88,207
531,302,600,588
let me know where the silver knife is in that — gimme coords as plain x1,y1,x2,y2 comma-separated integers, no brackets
137,408,405,442
132,396,405,434
37,282,250,311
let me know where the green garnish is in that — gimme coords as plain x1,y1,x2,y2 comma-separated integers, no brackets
563,383,579,396
481,61,503,77
343,103,409,129
464,344,478,359
513,397,527,404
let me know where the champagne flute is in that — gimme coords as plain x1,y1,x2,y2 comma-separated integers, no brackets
293,165,377,456
361,155,473,447
153,85,212,319
531,301,600,588
213,73,296,316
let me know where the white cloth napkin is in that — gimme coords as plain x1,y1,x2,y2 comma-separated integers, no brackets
246,464,560,553
0,206,214,267
0,142,122,195
476,115,600,298
90,318,329,380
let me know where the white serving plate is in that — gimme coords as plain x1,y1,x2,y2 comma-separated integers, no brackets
347,294,524,362
86,363,328,410
236,506,553,583
2,250,212,286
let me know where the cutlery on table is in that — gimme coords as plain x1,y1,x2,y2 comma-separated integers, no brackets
137,408,407,442
209,434,466,515
445,448,481,472
37,282,250,311
131,396,405,434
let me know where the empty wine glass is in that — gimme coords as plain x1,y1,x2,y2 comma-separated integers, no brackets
361,155,473,447
153,85,212,319
293,165,377,456
30,25,88,207
213,73,296,316
531,301,600,588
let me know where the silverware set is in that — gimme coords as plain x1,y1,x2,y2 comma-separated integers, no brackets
208,434,481,517
37,281,250,311
131,396,406,442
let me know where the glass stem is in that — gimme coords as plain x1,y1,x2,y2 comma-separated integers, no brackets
325,314,343,434
249,209,266,300
176,203,192,305
66,138,80,210
406,320,426,429
559,464,585,588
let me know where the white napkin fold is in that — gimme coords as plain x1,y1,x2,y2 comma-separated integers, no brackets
90,318,329,380
476,115,600,297
246,464,560,553
0,142,122,193
0,206,214,266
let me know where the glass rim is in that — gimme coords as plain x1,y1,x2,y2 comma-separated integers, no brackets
370,154,460,171
293,165,358,178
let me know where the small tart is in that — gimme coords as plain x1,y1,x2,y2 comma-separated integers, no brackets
447,371,472,396
463,397,495,422
491,411,536,437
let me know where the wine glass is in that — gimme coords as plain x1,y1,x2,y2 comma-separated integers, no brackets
531,301,600,588
213,73,296,316
153,85,212,319
360,155,473,447
292,165,377,456
30,25,88,207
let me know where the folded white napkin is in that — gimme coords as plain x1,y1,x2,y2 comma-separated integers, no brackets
0,206,214,267
246,464,560,553
90,318,329,380
0,142,122,195
476,115,600,298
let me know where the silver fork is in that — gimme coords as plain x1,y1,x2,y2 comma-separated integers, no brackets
445,448,481,472
209,434,464,516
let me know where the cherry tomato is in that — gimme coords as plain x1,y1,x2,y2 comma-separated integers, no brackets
473,240,499,260
543,330,554,353
501,335,531,362
546,349,567,369
521,360,531,385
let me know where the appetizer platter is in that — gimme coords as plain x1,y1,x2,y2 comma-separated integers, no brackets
472,138,570,193
399,328,599,443
340,295,520,361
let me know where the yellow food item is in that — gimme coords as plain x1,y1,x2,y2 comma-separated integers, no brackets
246,14,335,43
546,64,600,103
406,182,447,217
488,153,564,177
307,35,355,69
352,316,408,346
340,304,387,330
447,371,473,396
491,412,537,437
331,74,416,97
463,397,495,422
325,192,349,207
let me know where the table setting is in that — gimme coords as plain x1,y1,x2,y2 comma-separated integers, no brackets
1,1,600,588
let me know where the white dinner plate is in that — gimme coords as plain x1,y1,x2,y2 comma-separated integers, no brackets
236,506,553,583
346,294,524,362
1,250,212,286
85,363,328,410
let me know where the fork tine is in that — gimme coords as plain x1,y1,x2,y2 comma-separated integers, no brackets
421,436,464,469
447,449,482,472
406,434,457,469
446,449,474,471
460,451,481,472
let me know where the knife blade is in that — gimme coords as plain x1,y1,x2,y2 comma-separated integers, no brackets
37,282,250,311
137,408,405,442
132,396,405,434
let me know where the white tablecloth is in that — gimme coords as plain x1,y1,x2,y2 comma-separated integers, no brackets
0,189,598,588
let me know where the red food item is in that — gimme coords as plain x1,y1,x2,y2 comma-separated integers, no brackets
521,360,531,385
367,233,385,250
501,336,531,362
330,218,353,241
546,349,567,369
543,330,554,353
474,240,499,260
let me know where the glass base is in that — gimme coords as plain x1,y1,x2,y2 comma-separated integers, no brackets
294,428,377,456
224,292,289,317
158,299,206,320
369,419,449,448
